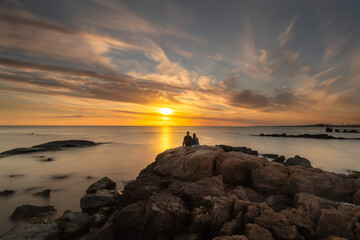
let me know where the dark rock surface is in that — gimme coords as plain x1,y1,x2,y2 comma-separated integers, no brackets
0,223,59,240
217,145,258,156
32,189,51,197
284,155,312,168
86,177,116,193
0,140,99,157
56,210,90,240
10,205,56,223
0,190,15,197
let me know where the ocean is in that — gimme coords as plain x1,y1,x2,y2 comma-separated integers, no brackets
0,126,359,234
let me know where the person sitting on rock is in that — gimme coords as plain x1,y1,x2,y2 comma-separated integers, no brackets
192,133,200,146
183,131,192,146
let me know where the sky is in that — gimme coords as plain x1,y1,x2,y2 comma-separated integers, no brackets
0,0,359,126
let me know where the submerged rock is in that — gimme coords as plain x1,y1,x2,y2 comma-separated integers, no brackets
32,189,51,197
0,189,15,197
0,140,98,157
10,205,56,223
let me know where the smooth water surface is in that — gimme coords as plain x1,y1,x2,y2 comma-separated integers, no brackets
0,126,359,234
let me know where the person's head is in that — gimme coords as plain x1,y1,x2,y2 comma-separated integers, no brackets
186,131,189,135
193,133,196,137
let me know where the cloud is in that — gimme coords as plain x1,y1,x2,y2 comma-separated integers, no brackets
230,90,270,109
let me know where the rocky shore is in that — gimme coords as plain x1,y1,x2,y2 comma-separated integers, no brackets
256,133,360,140
2,146,360,240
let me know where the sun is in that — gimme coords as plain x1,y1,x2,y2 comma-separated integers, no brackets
159,108,173,115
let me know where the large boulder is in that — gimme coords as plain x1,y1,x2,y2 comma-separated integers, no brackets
86,177,116,194
244,223,274,240
0,223,59,240
316,209,349,239
10,205,56,223
284,155,312,168
353,189,360,205
153,146,223,181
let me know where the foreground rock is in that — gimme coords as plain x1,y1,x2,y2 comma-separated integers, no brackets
0,223,59,240
4,146,360,240
10,205,56,223
0,140,99,157
80,146,360,240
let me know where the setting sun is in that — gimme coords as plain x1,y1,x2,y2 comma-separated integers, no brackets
159,108,173,115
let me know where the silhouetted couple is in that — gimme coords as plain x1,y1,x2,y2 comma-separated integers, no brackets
183,131,200,147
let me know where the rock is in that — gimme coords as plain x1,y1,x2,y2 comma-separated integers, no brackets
10,205,56,223
9,174,24,178
0,189,15,196
51,174,71,180
40,157,54,162
251,162,288,195
56,210,90,239
216,151,264,184
153,146,223,181
254,209,301,240
0,223,59,240
284,155,312,168
353,189,360,205
0,140,98,157
316,209,349,239
80,190,120,214
272,155,285,163
265,194,293,212
32,189,51,197
262,153,278,159
86,177,116,194
89,207,114,228
244,223,274,240
331,179,360,200
81,222,115,240
281,168,315,196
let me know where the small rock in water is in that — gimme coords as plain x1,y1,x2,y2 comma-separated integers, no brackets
9,174,24,178
86,177,116,194
32,189,51,197
0,189,15,196
86,176,95,180
40,157,54,162
284,155,312,168
10,205,56,223
51,174,71,180
272,155,285,163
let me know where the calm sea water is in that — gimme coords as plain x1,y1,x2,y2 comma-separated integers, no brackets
0,126,359,234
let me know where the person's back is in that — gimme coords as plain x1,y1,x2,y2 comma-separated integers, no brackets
192,133,199,146
183,131,192,146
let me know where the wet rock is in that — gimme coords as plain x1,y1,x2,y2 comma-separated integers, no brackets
51,174,71,180
40,157,54,162
0,140,98,157
32,189,51,197
86,177,116,194
10,205,56,223
9,174,24,178
244,223,274,240
262,153,278,159
80,190,120,214
284,155,312,168
56,210,90,239
273,155,285,164
0,189,15,196
0,223,59,240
